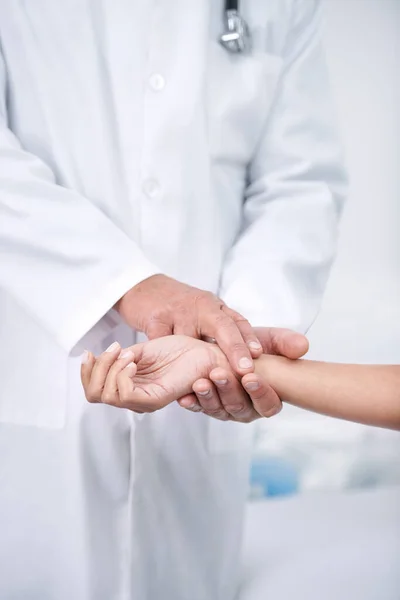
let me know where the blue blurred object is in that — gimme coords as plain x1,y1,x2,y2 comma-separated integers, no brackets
250,456,299,499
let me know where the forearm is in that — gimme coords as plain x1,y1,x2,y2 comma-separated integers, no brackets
256,356,400,430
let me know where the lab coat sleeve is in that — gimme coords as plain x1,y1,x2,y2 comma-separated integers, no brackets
219,0,347,333
0,52,159,355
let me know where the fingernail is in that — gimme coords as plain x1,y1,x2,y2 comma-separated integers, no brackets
244,381,259,391
214,379,228,386
190,405,203,412
106,341,120,353
239,357,252,369
196,390,211,397
125,362,135,370
248,341,262,350
81,350,90,365
119,350,134,360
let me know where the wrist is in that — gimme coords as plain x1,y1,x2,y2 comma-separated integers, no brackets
254,354,287,388
114,273,166,328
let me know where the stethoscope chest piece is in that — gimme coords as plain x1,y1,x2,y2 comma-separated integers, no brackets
219,3,251,54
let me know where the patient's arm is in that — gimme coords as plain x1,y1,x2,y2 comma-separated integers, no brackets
81,330,306,421
81,335,227,413
243,357,400,431
81,334,400,430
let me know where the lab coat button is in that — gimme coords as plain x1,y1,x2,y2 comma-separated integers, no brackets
148,73,165,92
142,179,160,199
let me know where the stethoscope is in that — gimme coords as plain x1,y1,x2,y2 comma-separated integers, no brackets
219,0,251,54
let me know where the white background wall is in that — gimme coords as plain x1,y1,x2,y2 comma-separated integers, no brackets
312,0,400,359
255,0,400,492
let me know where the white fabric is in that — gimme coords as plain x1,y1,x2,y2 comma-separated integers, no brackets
0,1,346,599
240,486,400,600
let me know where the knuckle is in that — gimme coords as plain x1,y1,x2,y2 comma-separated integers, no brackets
101,391,115,405
149,306,168,321
199,290,217,303
232,312,250,326
214,313,232,327
231,342,248,353
86,386,100,403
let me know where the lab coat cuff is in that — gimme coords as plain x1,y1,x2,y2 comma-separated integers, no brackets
61,261,160,356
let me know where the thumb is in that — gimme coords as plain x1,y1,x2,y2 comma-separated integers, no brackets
146,321,173,339
253,327,309,359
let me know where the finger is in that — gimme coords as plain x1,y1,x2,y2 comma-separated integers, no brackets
241,374,282,418
127,342,146,362
116,362,141,409
222,306,262,358
204,309,254,375
80,350,96,400
253,327,309,359
201,336,216,344
172,322,199,338
101,349,135,406
177,393,203,413
85,341,121,403
116,362,161,414
192,379,230,420
209,368,260,423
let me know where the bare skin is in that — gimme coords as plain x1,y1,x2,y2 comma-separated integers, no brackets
114,275,310,420
82,335,400,431
81,328,309,422
115,274,263,375
243,355,400,431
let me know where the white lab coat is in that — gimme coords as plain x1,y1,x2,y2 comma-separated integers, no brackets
0,1,346,599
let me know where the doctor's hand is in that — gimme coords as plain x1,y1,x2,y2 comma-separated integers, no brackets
81,335,242,414
178,327,309,422
114,274,262,375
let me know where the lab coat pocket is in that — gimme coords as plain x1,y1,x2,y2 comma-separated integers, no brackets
0,297,67,429
208,418,256,454
206,43,283,166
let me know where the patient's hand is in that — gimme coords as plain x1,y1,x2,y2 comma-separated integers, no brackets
178,327,309,421
81,335,230,413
